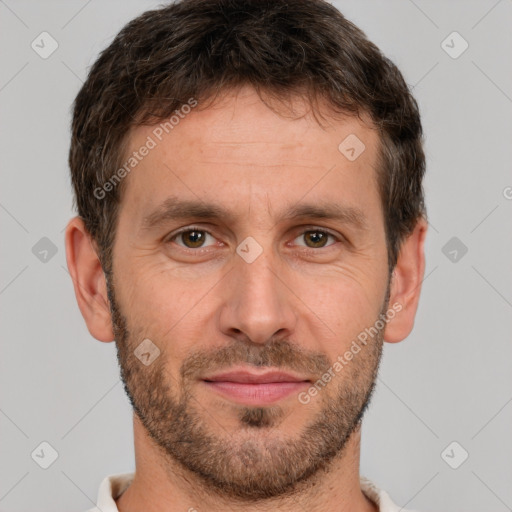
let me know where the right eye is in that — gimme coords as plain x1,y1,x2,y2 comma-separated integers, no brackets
167,227,217,249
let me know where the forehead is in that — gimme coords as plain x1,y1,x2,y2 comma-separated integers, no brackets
119,87,383,222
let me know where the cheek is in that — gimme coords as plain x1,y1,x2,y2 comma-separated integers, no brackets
120,266,215,356
293,272,385,351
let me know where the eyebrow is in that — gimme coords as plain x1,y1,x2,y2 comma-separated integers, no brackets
141,196,368,232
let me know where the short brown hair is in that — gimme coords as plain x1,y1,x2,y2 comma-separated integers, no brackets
69,0,426,275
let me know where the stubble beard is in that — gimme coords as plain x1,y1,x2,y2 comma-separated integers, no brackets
107,274,387,501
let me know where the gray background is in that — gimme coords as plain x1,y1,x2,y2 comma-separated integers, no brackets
1,1,511,510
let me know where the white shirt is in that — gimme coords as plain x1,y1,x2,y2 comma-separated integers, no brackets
86,472,418,512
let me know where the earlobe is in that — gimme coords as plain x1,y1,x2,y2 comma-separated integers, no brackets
65,217,115,342
383,217,428,344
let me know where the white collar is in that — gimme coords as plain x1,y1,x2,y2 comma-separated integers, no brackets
87,472,417,512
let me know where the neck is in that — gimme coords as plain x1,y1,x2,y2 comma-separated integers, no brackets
116,414,378,512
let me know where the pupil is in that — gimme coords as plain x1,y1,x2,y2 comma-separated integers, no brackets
307,231,326,247
185,230,204,247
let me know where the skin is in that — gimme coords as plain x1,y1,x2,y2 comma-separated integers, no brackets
66,85,427,512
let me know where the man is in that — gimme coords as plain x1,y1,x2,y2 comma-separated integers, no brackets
65,0,427,510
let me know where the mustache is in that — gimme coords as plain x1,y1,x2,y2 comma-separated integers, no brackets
179,337,331,382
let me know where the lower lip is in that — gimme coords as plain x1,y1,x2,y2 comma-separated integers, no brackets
203,381,309,405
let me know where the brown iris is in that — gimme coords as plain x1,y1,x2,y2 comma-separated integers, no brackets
181,230,206,248
303,231,329,248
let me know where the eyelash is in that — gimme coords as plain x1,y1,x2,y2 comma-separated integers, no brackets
165,225,343,253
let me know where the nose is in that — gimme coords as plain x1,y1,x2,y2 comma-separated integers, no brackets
218,245,297,345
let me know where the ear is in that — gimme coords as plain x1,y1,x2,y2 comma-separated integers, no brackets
65,216,114,342
383,217,428,343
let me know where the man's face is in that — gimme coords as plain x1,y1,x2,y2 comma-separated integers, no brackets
108,87,390,499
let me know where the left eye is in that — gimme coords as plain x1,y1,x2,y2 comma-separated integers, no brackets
293,230,338,249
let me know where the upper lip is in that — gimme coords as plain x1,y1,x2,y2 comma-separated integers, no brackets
203,368,310,384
